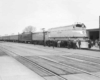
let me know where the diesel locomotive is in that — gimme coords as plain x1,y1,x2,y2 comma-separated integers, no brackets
0,23,89,48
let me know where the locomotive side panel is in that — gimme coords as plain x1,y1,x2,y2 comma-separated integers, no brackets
48,23,88,48
48,24,87,39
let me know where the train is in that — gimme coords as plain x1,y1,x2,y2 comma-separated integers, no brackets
0,23,89,48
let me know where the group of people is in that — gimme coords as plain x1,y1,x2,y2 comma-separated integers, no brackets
88,39,100,49
46,38,100,49
57,39,81,49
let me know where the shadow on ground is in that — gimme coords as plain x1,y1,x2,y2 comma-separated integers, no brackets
81,48,100,52
0,50,8,56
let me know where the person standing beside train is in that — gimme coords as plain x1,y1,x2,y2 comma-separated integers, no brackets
78,39,81,49
88,39,92,49
67,38,71,49
57,40,61,47
98,41,100,49
53,38,56,48
72,39,78,49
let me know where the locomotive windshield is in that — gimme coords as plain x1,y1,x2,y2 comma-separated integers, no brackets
76,23,86,28
76,24,82,27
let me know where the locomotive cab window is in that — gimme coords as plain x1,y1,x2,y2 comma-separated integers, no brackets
76,24,86,28
76,24,82,27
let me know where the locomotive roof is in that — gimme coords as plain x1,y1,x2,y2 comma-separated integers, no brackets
48,24,75,30
48,23,85,31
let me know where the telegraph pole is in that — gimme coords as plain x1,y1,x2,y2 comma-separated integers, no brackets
18,32,20,43
42,28,45,46
99,16,100,49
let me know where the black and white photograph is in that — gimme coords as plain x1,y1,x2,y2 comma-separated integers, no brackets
0,0,100,80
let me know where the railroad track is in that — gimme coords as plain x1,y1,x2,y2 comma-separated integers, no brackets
2,43,100,71
4,43,100,57
1,44,100,79
8,43,100,65
1,43,71,54
0,46,69,80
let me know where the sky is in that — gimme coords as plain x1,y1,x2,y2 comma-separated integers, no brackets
0,0,100,36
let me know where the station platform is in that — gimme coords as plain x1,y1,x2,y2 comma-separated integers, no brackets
0,50,44,80
0,43,100,80
91,46,100,50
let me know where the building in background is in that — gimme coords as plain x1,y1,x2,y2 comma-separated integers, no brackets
87,28,99,41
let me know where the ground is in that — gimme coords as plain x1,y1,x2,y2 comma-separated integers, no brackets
0,42,100,80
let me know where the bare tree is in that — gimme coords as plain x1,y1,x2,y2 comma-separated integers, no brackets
23,26,36,33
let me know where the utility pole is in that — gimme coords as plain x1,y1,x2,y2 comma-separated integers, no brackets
99,16,100,49
42,28,45,46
